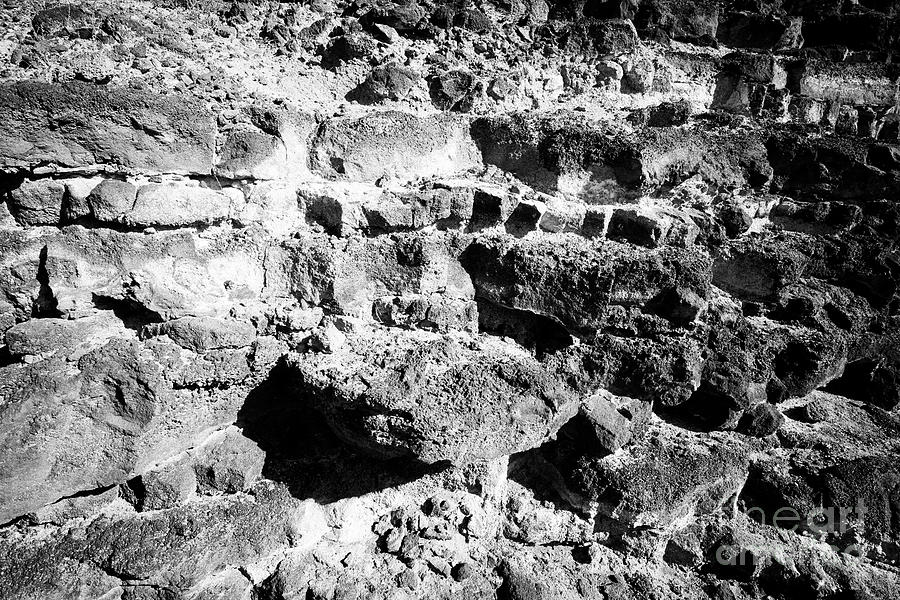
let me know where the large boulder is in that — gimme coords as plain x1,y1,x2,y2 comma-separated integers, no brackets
634,0,720,44
309,111,480,183
0,333,274,524
264,231,474,318
124,184,236,229
542,18,639,60
461,233,712,335
541,420,752,541
471,112,771,201
347,62,421,104
742,392,900,554
0,482,298,599
288,327,579,464
7,179,66,226
0,81,216,174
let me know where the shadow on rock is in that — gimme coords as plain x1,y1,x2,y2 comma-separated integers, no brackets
507,415,608,518
236,360,437,504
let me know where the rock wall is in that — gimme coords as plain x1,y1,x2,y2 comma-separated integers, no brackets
0,0,899,598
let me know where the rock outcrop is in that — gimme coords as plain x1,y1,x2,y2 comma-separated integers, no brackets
0,0,898,598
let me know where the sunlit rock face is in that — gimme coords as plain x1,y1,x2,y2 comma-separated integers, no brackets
0,1,898,599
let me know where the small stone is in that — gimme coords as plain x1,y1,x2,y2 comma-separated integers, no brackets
308,322,346,353
737,403,784,438
488,76,515,100
398,568,420,589
539,198,584,233
373,515,393,536
192,427,265,494
789,96,826,125
87,179,137,223
425,496,455,517
622,52,654,94
718,202,754,238
384,527,404,553
398,533,422,562
462,512,493,538
137,461,197,511
276,306,323,332
320,33,377,69
372,23,400,43
429,70,477,112
427,556,452,577
588,543,604,563
798,398,832,424
836,105,859,136
637,100,692,127
580,394,652,454
8,179,65,226
421,521,455,540
596,60,623,92
134,57,153,73
451,562,473,582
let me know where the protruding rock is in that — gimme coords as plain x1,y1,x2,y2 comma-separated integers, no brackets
215,127,287,180
737,403,784,437
85,179,137,223
143,317,257,353
429,70,479,112
288,328,579,464
580,392,652,454
372,294,478,333
8,179,65,226
634,0,720,45
125,184,235,229
32,4,95,38
462,233,711,334
310,111,480,183
348,62,421,104
0,81,216,174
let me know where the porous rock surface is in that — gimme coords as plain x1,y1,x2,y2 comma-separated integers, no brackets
0,0,898,598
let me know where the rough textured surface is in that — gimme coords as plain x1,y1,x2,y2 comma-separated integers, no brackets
0,1,898,598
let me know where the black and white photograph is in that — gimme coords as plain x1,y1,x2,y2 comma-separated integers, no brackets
0,1,898,598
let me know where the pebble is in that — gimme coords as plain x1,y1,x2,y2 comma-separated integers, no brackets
452,562,473,582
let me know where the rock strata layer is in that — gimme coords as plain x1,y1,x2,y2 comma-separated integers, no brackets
0,1,899,599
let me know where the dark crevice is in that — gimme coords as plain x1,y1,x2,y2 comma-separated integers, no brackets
494,564,513,600
0,170,26,196
0,345,14,368
171,380,236,392
476,298,574,358
122,476,146,509
825,357,900,411
32,245,60,318
58,217,232,234
654,386,739,433
53,483,118,503
92,294,163,331
60,216,134,233
237,360,437,504
507,419,598,519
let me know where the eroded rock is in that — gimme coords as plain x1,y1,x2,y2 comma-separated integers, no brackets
0,81,215,174
288,328,579,464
